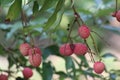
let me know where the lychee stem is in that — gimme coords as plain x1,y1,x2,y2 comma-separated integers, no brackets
71,0,85,25
90,34,102,61
84,39,95,63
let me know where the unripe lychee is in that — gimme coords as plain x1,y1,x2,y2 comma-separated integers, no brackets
78,25,90,39
19,43,31,56
74,43,88,55
59,43,74,56
93,61,105,74
116,10,120,22
22,67,33,79
29,53,42,67
29,47,42,55
0,74,8,80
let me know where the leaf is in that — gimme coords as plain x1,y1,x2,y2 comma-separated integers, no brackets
79,56,89,67
33,1,39,14
55,71,68,80
42,62,53,80
43,45,62,60
6,0,22,21
44,0,65,30
39,0,59,13
65,57,73,70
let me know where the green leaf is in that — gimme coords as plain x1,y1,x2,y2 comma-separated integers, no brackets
96,8,114,17
65,57,73,70
43,45,62,60
33,1,39,14
42,62,53,80
0,0,14,6
39,0,59,13
79,56,89,67
55,71,68,80
6,0,22,21
44,0,65,30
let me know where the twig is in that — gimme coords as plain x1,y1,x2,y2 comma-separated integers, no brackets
90,34,101,61
84,39,95,63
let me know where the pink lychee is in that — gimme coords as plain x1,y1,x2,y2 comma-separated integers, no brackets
29,53,42,67
74,43,88,55
93,61,105,74
78,25,90,39
22,67,33,79
59,43,74,56
19,43,31,56
29,47,42,55
0,74,8,80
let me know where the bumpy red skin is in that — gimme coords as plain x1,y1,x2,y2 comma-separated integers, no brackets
29,53,42,67
74,43,88,55
22,67,33,79
29,47,42,55
78,25,90,39
116,10,120,22
19,43,31,56
59,43,74,56
93,61,105,74
0,74,8,80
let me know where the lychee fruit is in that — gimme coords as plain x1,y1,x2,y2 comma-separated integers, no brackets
29,47,42,55
22,67,33,79
29,53,42,67
0,74,8,80
116,10,120,22
78,25,90,39
59,43,74,56
19,43,31,56
74,43,88,55
93,61,105,74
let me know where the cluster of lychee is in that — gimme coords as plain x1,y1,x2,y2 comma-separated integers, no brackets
59,25,105,74
19,43,42,67
112,10,120,22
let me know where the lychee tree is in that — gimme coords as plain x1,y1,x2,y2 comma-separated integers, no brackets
0,0,120,80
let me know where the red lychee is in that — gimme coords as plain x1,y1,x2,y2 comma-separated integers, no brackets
29,53,42,67
74,43,88,55
116,10,120,22
59,43,74,56
22,67,33,79
19,43,31,56
78,25,90,39
0,74,8,80
93,61,105,74
29,47,42,55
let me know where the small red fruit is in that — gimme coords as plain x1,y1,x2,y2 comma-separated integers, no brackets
22,67,33,79
19,43,31,56
0,74,8,80
29,53,42,67
116,10,120,22
59,43,74,56
93,61,105,74
29,47,42,55
78,25,90,39
74,43,88,55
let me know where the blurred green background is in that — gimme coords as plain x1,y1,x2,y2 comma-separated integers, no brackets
0,0,120,80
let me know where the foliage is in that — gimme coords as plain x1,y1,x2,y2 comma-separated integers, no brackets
0,0,120,80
